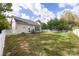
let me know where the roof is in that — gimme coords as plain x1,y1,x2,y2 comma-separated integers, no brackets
13,16,40,26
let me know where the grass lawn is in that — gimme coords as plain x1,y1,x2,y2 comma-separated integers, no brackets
3,31,79,56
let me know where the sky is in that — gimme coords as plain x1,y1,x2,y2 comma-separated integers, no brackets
6,3,79,23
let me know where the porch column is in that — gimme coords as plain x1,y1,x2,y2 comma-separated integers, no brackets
12,17,16,33
40,26,42,32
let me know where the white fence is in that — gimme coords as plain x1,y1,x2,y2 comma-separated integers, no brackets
42,29,51,32
73,29,79,37
0,30,6,56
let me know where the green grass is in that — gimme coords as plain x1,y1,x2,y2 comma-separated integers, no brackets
3,31,79,56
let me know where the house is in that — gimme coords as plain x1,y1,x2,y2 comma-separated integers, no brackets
6,16,41,34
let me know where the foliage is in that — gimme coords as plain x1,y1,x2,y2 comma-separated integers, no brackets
0,3,12,13
47,18,58,30
47,18,71,30
61,10,79,28
0,14,10,32
41,23,48,29
0,3,12,32
57,19,71,30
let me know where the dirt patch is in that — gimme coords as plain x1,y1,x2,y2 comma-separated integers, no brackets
19,41,46,55
19,41,30,52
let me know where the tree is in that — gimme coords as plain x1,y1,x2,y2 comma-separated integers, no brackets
0,3,12,13
0,3,12,33
60,10,78,29
41,23,48,29
47,18,71,31
0,14,10,31
47,18,59,30
57,19,70,30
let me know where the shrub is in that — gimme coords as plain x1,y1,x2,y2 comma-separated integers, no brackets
47,18,71,31
41,23,48,29
0,15,10,33
0,3,12,33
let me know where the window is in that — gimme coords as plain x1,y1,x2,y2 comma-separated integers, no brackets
28,28,30,32
35,26,40,31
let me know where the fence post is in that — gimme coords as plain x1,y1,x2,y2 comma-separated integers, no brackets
0,30,6,56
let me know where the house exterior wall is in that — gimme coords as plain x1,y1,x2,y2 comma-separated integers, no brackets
16,21,35,33
6,16,41,35
16,22,29,33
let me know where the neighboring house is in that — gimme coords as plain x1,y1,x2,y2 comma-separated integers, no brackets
6,16,41,34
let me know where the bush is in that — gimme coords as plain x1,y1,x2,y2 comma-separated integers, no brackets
0,3,12,33
41,23,48,29
47,18,71,31
0,15,10,32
